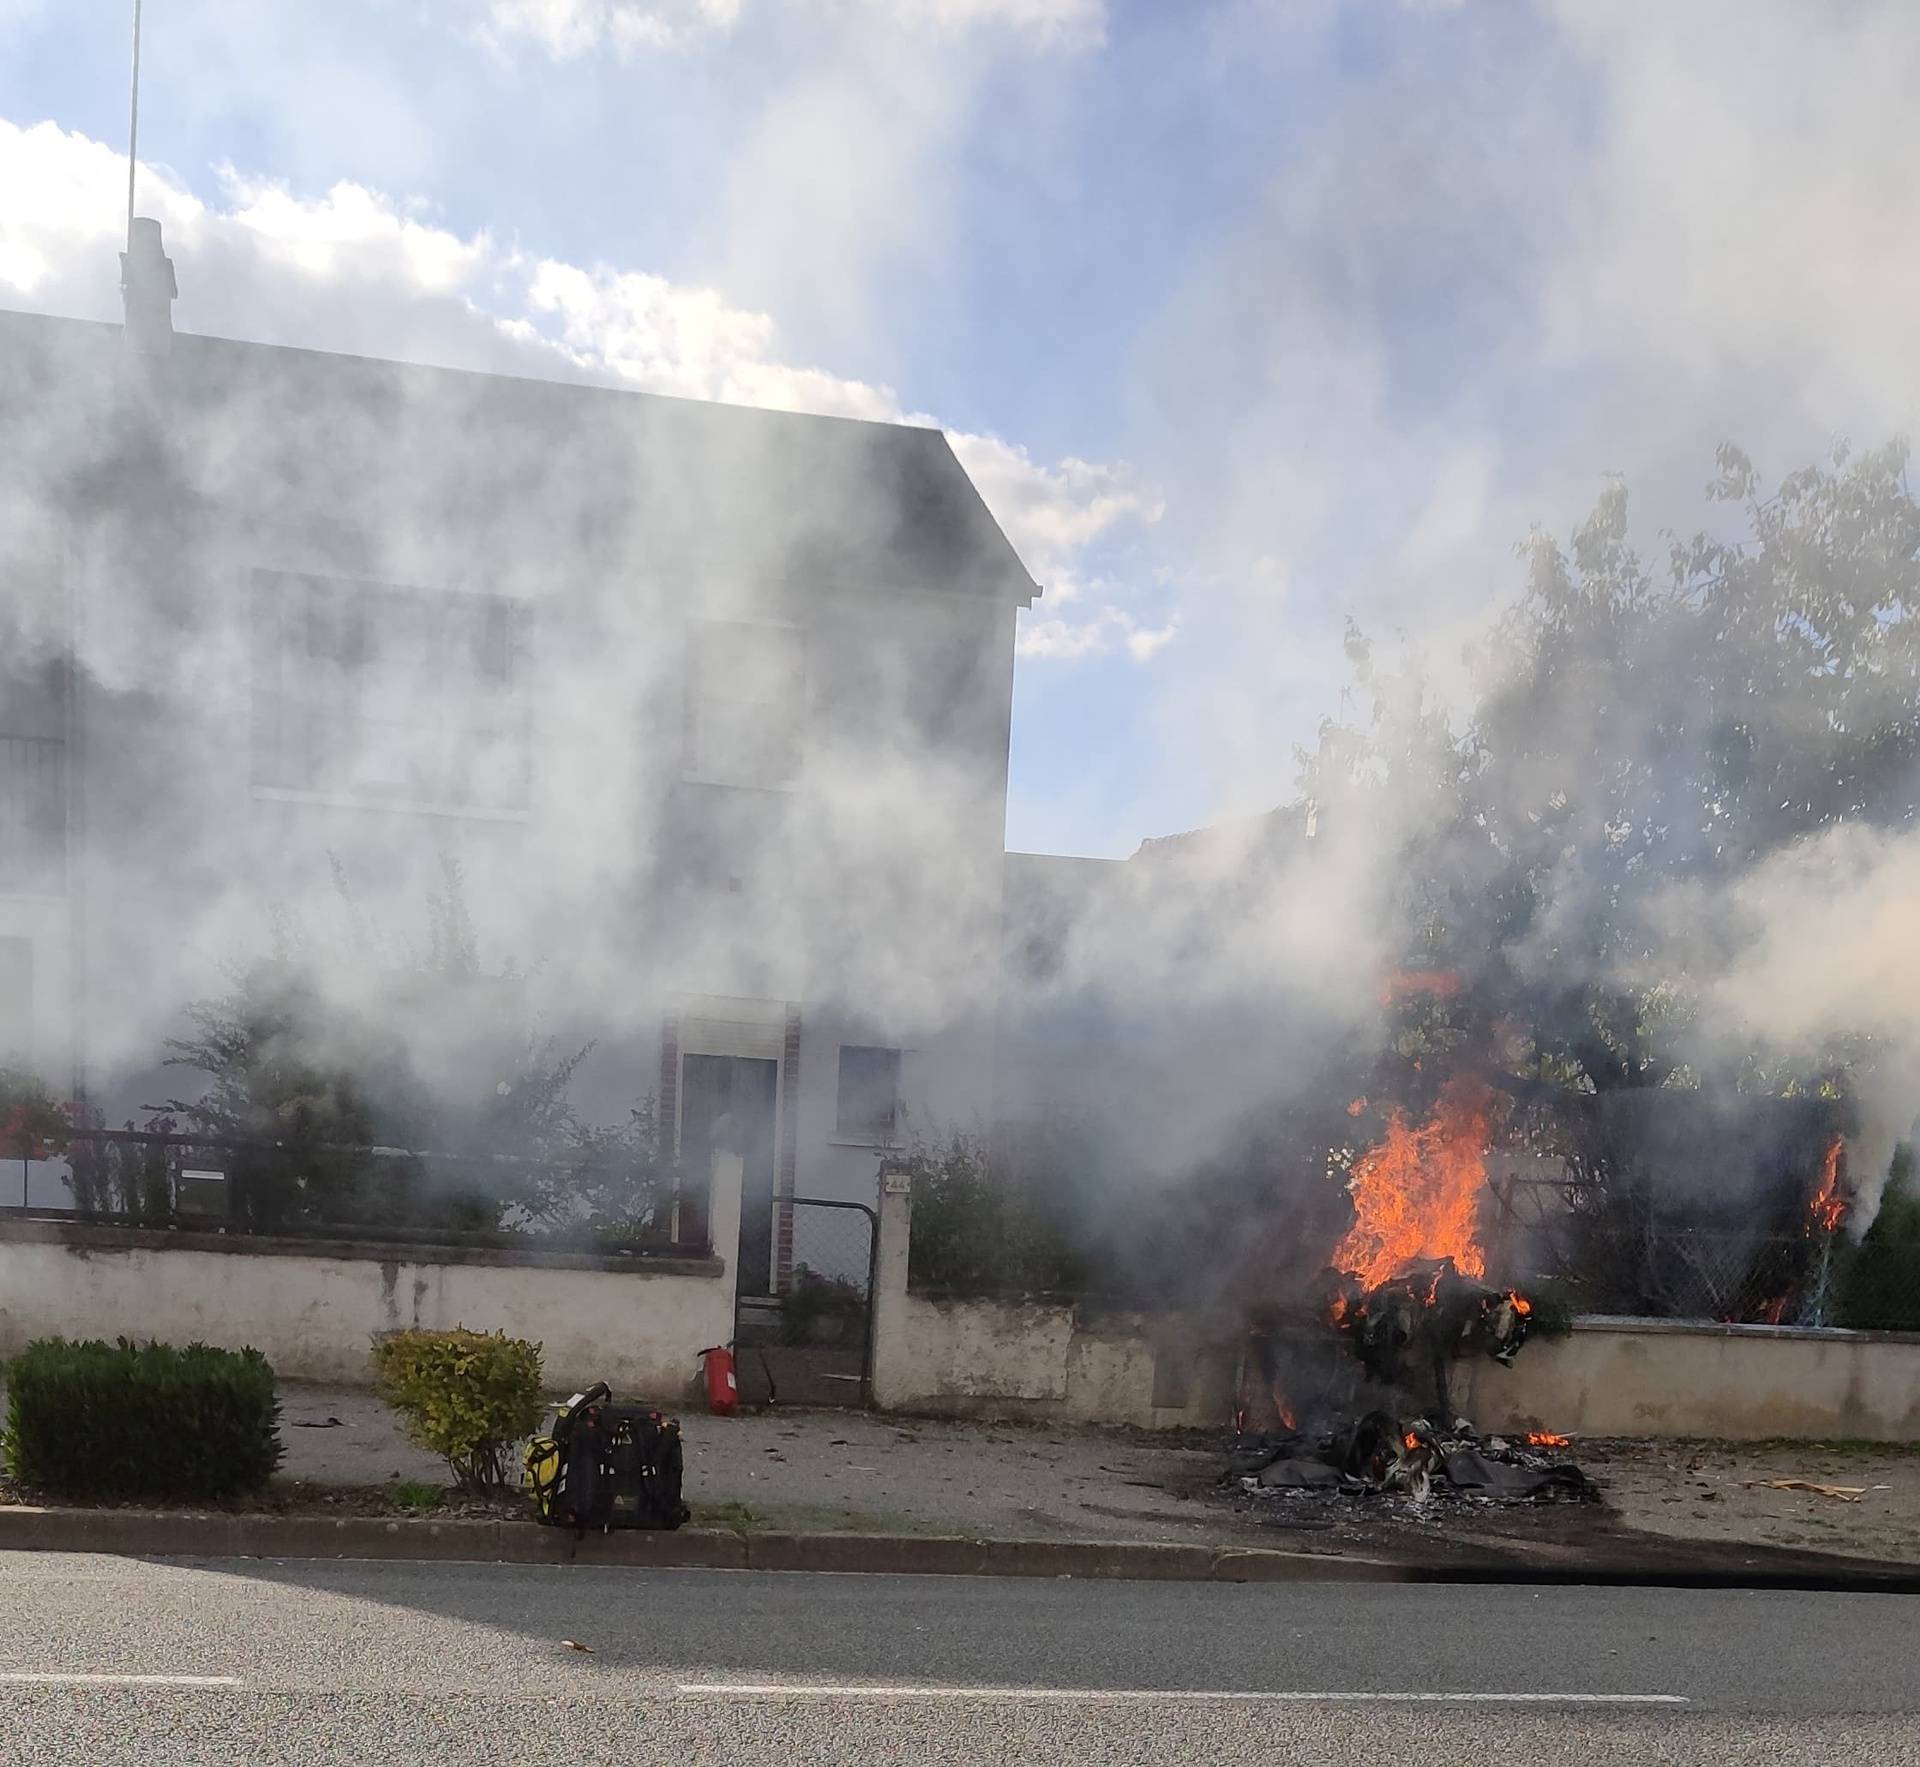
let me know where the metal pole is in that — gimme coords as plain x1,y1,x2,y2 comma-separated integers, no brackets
126,0,142,254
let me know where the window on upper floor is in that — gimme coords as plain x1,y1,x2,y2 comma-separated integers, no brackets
250,571,530,813
0,661,66,896
835,1044,901,1144
0,936,30,1065
683,619,805,791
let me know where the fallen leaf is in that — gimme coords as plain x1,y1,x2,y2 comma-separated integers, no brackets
563,1640,594,1654
1748,1479,1886,1501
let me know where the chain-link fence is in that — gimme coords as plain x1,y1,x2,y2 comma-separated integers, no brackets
1515,1217,1920,1331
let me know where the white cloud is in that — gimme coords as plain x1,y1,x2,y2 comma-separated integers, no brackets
217,169,490,296
946,437,1161,602
1016,605,1176,663
475,0,737,57
473,0,1101,58
0,115,1147,614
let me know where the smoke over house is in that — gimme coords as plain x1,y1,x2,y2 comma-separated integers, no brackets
0,242,1036,1286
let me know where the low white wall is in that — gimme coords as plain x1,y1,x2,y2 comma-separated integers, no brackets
0,1153,743,1402
1465,1317,1920,1443
870,1180,1920,1441
871,1289,1229,1428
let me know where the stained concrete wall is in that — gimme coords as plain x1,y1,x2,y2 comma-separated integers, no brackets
1463,1317,1920,1444
868,1176,1231,1427
0,1153,742,1402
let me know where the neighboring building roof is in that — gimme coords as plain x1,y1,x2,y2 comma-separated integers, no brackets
1129,802,1313,864
0,308,1039,606
1001,850,1124,983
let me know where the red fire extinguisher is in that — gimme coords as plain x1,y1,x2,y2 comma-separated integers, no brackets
699,1345,739,1417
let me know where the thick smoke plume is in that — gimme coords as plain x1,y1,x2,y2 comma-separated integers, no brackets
2,0,1917,1286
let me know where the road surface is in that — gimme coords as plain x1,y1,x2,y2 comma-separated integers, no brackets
1,1554,1916,1763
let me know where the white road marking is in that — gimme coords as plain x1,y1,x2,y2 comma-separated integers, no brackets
0,1673,245,1689
677,1683,1688,1705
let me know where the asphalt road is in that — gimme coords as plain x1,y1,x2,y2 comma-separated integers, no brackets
2,1555,1918,1764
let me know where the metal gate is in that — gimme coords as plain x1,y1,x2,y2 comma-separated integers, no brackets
731,1196,878,1408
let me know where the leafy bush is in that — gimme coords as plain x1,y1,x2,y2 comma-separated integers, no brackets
371,1327,544,1492
3,1337,281,1501
903,1129,1086,1298
0,1068,70,1162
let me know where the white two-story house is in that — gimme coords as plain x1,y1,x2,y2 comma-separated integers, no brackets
0,229,1037,1297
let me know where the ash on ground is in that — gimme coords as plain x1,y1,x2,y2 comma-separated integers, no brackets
1222,1408,1598,1506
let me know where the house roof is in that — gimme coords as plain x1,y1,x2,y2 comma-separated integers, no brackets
0,308,1039,606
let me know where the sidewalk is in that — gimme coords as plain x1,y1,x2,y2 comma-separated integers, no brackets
278,1386,1244,1545
275,1385,1920,1569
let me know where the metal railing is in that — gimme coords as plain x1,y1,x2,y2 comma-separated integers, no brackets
4,1124,698,1255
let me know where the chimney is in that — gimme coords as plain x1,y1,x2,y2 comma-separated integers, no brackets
120,216,176,354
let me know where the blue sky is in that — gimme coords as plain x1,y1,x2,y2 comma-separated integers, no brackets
3,0,1916,856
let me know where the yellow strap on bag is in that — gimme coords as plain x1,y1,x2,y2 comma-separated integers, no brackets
525,1437,562,1511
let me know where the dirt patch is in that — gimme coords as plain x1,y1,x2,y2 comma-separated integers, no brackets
0,1476,515,1521
1578,1436,1920,1562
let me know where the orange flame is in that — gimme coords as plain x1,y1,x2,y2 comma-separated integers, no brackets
1507,1291,1532,1317
1277,1397,1298,1431
1525,1431,1570,1448
1808,1137,1847,1236
1402,1430,1421,1452
1332,1077,1496,1288
1380,968,1462,1007
1346,1097,1368,1118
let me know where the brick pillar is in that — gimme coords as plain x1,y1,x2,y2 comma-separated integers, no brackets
659,1012,681,1240
775,1003,800,1292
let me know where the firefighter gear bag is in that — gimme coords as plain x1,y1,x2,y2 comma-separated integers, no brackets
525,1382,691,1532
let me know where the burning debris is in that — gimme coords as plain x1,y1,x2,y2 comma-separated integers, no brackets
1323,1256,1532,1423
1226,1061,1581,1508
1305,1074,1544,1425
1226,1412,1596,1505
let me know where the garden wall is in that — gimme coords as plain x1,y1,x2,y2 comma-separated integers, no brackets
869,1181,1920,1440
868,1175,1231,1427
0,1154,742,1400
1464,1316,1920,1443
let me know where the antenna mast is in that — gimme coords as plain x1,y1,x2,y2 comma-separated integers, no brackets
126,0,142,253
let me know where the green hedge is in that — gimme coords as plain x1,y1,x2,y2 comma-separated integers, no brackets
371,1327,544,1492
903,1130,1087,1298
3,1338,282,1501
1838,1149,1920,1331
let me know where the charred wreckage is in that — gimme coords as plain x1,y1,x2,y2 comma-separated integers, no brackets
1230,1255,1594,1504
1224,1073,1595,1506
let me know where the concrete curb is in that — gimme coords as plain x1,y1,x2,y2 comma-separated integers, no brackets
2,1507,1916,1592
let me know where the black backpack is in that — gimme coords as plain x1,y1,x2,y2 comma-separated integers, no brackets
526,1382,690,1533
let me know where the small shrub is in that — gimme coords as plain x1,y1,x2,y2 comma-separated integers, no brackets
3,1337,281,1501
781,1264,866,1345
371,1327,544,1493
